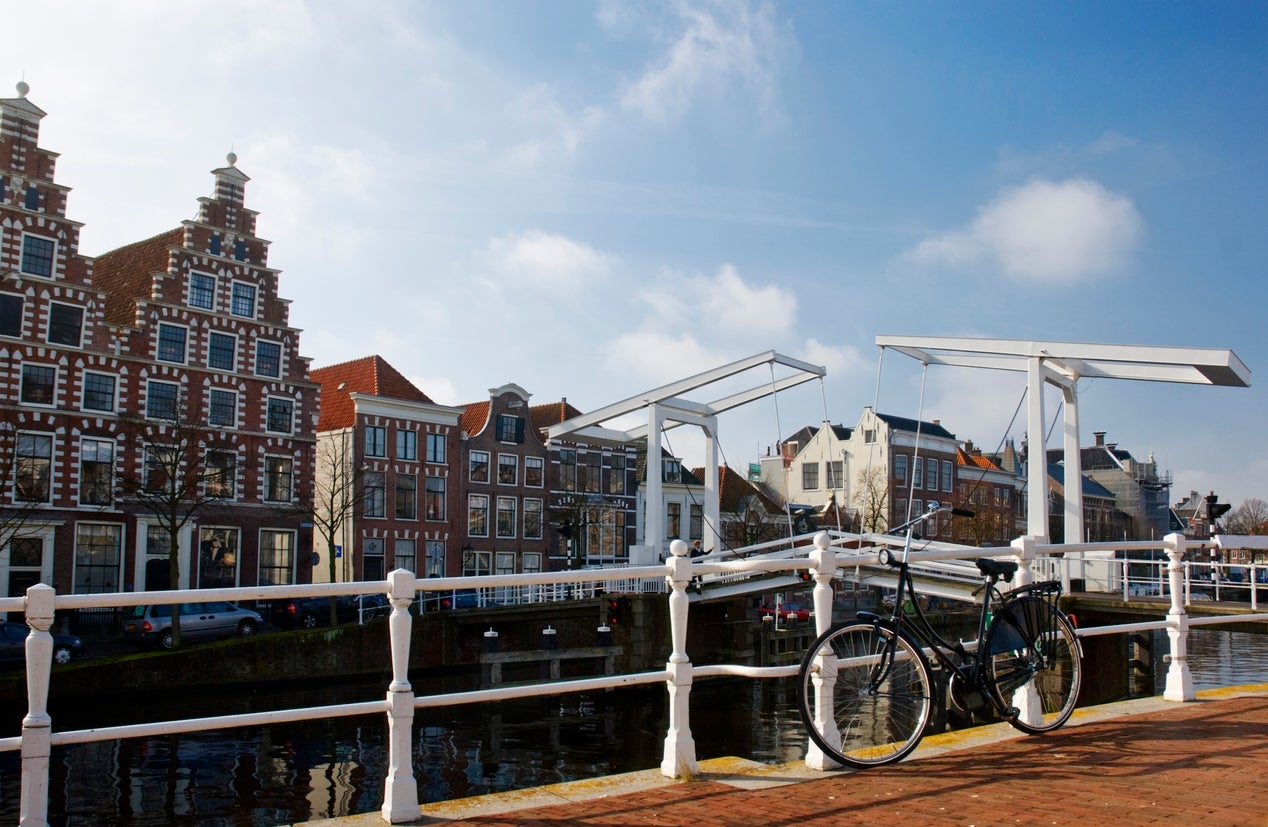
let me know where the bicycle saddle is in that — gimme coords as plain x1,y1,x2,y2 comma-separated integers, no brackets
976,558,1018,580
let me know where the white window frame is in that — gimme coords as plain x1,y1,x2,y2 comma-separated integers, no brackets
255,338,282,378
19,232,56,278
265,396,294,434
46,302,84,348
82,371,117,413
188,271,216,310
207,331,237,372
208,388,238,428
156,322,189,364
20,363,57,406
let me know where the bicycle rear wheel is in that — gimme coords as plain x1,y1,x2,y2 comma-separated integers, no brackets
984,597,1082,734
797,621,933,768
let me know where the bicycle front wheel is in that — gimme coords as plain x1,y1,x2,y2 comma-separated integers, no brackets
984,598,1082,734
797,621,934,769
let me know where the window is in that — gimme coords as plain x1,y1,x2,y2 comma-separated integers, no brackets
469,450,490,483
397,429,417,461
522,551,542,574
559,449,576,491
0,293,22,337
24,186,39,210
144,445,175,493
80,438,114,505
266,397,293,433
47,303,83,346
259,530,295,586
894,454,908,484
667,502,682,538
16,433,52,502
189,272,215,309
802,462,819,490
20,364,55,405
363,471,386,517
496,496,517,538
581,454,601,493
230,281,256,317
925,458,939,491
210,234,221,256
199,527,239,589
498,454,518,485
496,414,523,443
607,455,625,494
941,460,953,493
146,380,179,421
424,432,444,463
255,340,281,377
663,459,682,483
234,239,247,261
365,426,386,457
690,504,703,540
913,457,923,489
208,332,236,371
264,456,293,501
208,389,237,427
204,450,236,498
425,540,445,578
395,473,417,519
73,524,122,594
424,476,445,520
468,494,489,537
394,539,416,574
827,460,844,489
20,234,55,277
524,498,544,539
82,372,116,413
525,456,544,488
864,428,877,444
156,323,187,363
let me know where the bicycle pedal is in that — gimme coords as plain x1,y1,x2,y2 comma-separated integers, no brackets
1003,707,1020,721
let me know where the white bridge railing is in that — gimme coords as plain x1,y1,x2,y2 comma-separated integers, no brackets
3,532,1267,825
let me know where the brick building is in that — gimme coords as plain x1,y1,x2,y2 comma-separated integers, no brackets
0,83,317,611
310,355,462,581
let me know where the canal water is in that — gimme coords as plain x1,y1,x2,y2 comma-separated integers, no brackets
1,628,1265,826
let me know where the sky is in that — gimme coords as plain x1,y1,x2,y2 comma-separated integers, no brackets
7,1,1267,508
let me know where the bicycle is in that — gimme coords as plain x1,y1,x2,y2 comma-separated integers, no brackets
797,502,1083,768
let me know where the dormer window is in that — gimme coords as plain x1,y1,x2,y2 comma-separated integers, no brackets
663,459,682,483
496,414,524,443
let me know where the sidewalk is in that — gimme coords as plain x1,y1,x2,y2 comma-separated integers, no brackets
298,684,1268,827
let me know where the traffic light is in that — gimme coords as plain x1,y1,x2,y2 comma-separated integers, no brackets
1205,492,1231,528
607,597,624,626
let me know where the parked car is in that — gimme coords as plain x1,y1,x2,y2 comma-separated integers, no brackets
122,601,262,649
420,589,499,611
758,602,811,622
272,594,391,630
0,621,84,666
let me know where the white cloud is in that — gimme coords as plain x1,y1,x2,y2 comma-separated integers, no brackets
614,0,792,124
909,178,1144,283
800,338,868,379
479,230,616,291
603,331,720,384
635,263,796,338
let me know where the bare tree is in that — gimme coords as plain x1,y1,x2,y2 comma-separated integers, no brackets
854,466,890,533
1225,498,1268,536
117,388,226,648
289,429,364,625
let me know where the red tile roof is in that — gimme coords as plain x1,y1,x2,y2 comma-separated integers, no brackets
529,399,585,435
460,401,490,437
690,465,783,514
92,228,183,326
957,447,1003,471
310,355,434,431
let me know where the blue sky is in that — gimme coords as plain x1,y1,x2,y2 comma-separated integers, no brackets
9,1,1267,507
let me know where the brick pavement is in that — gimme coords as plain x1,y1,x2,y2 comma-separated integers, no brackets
299,687,1268,827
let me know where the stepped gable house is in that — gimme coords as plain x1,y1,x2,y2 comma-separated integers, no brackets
310,355,462,581
0,82,318,607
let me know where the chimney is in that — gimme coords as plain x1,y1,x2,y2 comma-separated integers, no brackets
1094,431,1106,447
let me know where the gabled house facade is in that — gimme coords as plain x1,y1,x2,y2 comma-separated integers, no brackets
530,398,638,569
633,445,707,560
311,355,462,582
1048,430,1172,540
0,83,318,610
693,464,787,551
757,421,852,515
953,442,1023,546
1046,463,1124,543
459,384,552,578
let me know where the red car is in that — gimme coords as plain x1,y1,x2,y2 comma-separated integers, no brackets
758,602,811,622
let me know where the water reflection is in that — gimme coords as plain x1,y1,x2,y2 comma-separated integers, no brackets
2,629,1265,825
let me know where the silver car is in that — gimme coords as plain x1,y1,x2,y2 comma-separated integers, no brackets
122,601,262,650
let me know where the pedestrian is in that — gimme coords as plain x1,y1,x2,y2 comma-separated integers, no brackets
689,540,706,593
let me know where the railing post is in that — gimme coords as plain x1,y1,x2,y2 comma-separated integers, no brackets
1010,535,1037,588
661,539,697,778
1162,533,1194,702
805,532,840,770
381,569,419,823
20,583,56,827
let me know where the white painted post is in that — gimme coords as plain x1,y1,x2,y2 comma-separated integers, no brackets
1010,534,1037,588
1162,533,1195,701
20,583,56,827
381,569,419,823
805,532,841,770
661,539,697,778
1007,536,1042,725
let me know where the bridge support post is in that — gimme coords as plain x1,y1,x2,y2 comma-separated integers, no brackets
381,569,420,823
805,533,841,770
661,540,697,778
1010,535,1037,588
1162,533,1195,702
19,583,55,827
